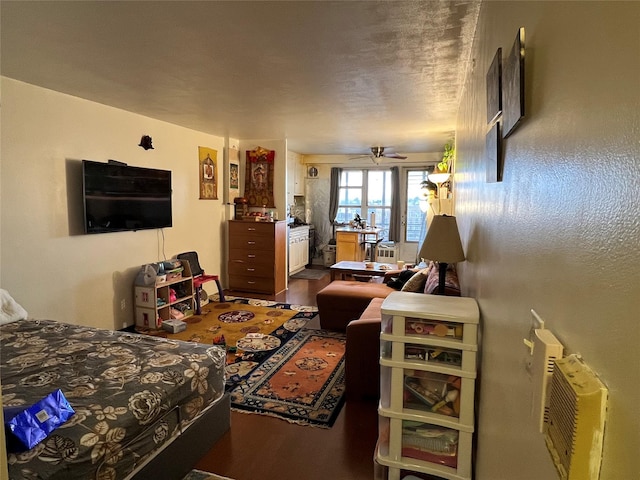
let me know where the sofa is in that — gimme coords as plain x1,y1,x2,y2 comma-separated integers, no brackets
316,262,460,402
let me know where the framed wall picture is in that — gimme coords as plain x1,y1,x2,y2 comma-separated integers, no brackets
226,145,240,203
244,146,275,207
486,47,502,124
198,146,218,199
230,162,239,189
503,27,525,138
486,121,502,183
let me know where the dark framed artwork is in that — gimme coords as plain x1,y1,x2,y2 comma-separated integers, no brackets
503,27,525,138
486,121,502,183
486,47,502,124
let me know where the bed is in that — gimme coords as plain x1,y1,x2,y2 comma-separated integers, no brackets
1,312,230,480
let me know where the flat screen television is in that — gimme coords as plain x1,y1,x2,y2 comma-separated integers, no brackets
82,160,172,234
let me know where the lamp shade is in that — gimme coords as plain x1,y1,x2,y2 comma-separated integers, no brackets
419,214,465,263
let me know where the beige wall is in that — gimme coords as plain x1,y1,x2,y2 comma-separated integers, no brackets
0,78,228,330
455,2,639,479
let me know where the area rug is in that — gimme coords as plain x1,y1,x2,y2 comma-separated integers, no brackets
182,469,235,480
290,268,330,280
167,297,318,351
229,328,346,428
165,297,318,391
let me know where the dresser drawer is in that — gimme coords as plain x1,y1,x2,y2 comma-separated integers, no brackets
228,274,275,294
231,234,276,251
228,249,275,266
228,261,273,277
229,221,275,238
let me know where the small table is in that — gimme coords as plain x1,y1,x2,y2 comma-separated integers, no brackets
329,261,396,282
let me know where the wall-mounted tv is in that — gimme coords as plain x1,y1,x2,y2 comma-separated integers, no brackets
82,160,172,234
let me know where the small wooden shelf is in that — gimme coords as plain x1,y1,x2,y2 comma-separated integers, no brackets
134,261,195,330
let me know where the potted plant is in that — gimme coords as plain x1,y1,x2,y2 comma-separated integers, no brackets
435,142,455,173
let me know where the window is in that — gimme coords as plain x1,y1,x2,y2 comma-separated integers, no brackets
405,169,430,242
336,169,392,235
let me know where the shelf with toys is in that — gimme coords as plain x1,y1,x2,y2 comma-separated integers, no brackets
133,259,195,333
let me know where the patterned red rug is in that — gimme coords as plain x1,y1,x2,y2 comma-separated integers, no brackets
229,328,346,428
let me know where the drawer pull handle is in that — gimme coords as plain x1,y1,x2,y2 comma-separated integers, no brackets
247,281,256,284
247,241,256,245
247,228,256,231
248,254,256,258
246,268,255,272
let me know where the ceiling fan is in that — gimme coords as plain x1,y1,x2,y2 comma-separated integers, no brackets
351,146,408,164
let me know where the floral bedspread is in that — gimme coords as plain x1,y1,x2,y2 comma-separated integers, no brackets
1,319,226,480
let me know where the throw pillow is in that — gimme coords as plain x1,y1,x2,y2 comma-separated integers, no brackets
387,269,417,290
401,267,430,292
424,263,461,296
0,289,28,324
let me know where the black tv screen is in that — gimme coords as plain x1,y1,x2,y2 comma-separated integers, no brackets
82,160,172,234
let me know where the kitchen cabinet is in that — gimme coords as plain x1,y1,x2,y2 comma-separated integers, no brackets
289,226,310,275
228,220,287,295
294,160,304,196
286,151,304,203
376,292,479,480
336,227,384,262
336,230,364,262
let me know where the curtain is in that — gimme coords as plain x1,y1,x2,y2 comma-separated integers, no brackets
328,167,342,225
389,166,401,241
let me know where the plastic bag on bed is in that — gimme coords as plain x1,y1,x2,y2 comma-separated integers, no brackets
4,389,75,451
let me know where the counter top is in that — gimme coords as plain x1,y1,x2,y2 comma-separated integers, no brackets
335,226,383,235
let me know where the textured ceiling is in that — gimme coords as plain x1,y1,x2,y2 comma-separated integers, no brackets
1,1,481,155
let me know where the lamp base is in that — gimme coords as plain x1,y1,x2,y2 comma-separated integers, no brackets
438,262,448,295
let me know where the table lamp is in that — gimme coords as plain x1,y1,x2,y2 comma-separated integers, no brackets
419,214,465,294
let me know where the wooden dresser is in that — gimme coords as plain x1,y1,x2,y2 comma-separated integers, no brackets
228,220,287,295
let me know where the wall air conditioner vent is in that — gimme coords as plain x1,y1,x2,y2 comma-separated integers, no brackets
544,354,608,480
531,328,564,432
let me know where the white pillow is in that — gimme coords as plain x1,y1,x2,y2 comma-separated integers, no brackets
0,289,29,324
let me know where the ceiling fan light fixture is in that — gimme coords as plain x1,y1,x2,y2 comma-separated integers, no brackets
350,146,407,163
371,146,385,158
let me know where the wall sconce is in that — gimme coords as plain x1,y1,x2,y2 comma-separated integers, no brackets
427,170,450,185
419,180,438,213
138,135,154,150
424,168,451,214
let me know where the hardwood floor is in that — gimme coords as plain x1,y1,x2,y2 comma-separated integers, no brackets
196,267,380,480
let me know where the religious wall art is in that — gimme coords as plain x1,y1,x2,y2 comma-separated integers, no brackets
226,146,240,203
244,146,275,207
486,47,502,125
503,27,525,138
198,146,218,199
230,163,239,189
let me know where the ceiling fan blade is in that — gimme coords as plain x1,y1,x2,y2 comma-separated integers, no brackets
349,154,372,160
383,153,408,159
